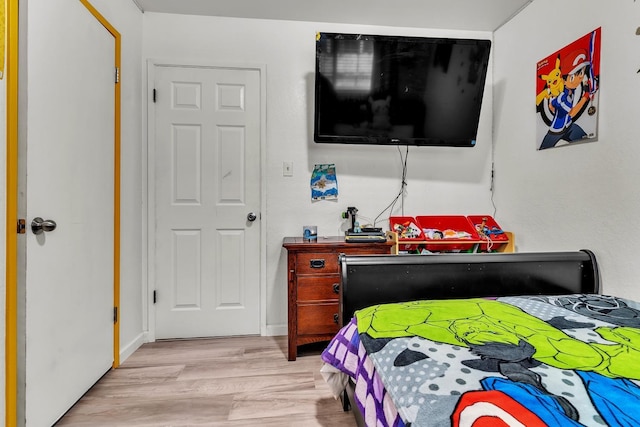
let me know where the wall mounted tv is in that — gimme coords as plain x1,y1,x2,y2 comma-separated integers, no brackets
314,32,491,147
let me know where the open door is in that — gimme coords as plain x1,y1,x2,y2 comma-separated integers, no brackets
9,1,121,425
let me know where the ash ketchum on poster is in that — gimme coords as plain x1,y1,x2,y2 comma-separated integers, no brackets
536,28,601,150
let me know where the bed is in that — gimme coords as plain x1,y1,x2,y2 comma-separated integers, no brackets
320,251,640,426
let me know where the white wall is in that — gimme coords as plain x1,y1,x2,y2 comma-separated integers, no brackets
493,1,640,299
143,13,495,332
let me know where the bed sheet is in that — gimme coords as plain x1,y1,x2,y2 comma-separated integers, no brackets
322,294,640,427
321,317,404,427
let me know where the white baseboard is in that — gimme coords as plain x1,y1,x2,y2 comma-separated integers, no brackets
265,324,287,337
119,328,285,364
119,331,147,364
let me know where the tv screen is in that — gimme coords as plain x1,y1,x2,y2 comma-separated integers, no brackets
314,32,491,147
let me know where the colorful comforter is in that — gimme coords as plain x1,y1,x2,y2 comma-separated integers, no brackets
321,294,640,426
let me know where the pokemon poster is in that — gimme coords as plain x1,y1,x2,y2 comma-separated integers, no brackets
311,164,338,201
536,28,600,150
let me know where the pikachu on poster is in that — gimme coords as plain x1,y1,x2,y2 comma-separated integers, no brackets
535,28,601,150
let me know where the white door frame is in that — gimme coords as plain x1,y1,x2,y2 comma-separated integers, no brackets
144,60,267,341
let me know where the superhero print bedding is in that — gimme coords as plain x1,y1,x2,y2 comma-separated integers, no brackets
322,294,640,426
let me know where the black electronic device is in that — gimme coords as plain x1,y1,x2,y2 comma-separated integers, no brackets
361,227,382,233
342,207,385,241
342,207,359,233
314,32,491,147
345,230,385,237
345,233,387,243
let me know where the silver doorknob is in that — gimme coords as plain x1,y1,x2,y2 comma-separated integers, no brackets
31,217,57,235
247,212,257,222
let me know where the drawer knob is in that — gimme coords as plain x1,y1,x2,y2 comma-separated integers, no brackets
333,283,340,294
333,313,339,324
310,259,325,269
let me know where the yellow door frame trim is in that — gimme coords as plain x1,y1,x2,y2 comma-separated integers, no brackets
6,0,19,425
78,0,122,369
5,1,121,425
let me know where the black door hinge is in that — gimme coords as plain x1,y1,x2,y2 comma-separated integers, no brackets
153,88,157,103
153,290,157,304
113,307,118,324
17,219,26,234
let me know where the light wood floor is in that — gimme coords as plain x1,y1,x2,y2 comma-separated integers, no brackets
56,336,356,426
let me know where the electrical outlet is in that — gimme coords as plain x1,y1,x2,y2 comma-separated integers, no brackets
283,161,293,177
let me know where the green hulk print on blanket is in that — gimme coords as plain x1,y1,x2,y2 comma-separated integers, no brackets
356,298,640,380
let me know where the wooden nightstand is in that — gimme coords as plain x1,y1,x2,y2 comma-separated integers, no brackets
282,236,392,361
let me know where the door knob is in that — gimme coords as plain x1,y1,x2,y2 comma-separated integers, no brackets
247,212,257,222
31,217,57,235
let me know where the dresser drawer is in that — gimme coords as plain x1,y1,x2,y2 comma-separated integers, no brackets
297,303,340,335
297,275,341,302
296,252,340,274
283,236,393,360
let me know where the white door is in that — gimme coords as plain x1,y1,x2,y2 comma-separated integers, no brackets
153,65,262,339
20,1,116,425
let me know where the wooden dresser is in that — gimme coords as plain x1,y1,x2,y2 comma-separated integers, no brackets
283,236,392,361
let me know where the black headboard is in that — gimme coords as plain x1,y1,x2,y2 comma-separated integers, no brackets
339,250,600,324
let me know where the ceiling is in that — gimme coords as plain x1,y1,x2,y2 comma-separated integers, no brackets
131,0,534,32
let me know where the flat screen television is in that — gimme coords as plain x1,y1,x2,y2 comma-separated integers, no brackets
314,32,491,147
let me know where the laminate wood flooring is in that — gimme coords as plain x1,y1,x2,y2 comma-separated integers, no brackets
56,336,356,427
